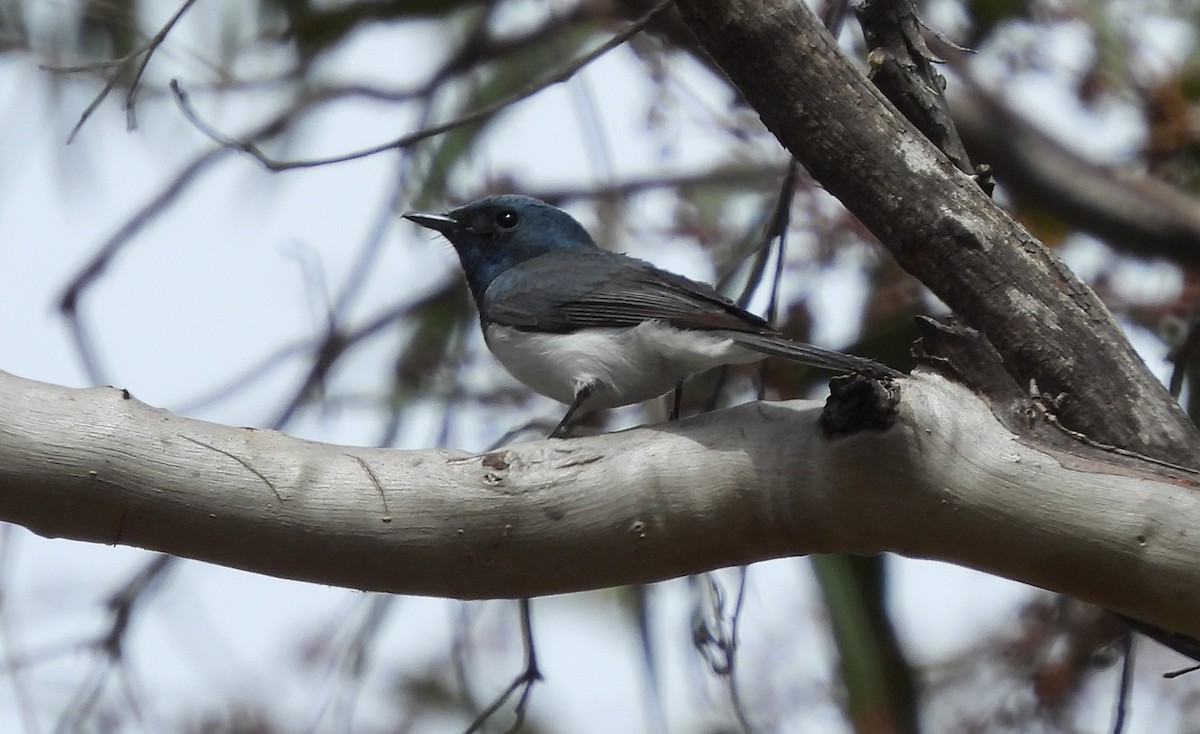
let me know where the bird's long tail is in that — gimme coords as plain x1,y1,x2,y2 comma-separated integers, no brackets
718,331,903,378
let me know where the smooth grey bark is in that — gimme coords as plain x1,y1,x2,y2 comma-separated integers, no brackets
2,369,1199,637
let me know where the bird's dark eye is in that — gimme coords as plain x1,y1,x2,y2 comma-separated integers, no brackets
495,210,519,230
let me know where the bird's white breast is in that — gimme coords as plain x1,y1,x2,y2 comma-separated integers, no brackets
484,321,762,409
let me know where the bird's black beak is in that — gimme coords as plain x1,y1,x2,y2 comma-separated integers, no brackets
403,211,461,236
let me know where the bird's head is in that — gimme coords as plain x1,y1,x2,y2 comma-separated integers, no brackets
404,195,597,301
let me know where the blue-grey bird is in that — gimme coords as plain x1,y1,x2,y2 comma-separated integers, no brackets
405,195,900,437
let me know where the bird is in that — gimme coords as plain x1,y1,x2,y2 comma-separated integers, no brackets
404,194,900,438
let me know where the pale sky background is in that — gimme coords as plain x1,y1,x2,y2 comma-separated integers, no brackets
0,2,1196,732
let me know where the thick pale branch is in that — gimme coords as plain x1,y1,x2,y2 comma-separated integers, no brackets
1,370,1198,636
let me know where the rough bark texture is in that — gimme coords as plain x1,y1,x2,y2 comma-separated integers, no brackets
858,0,974,177
672,0,1200,466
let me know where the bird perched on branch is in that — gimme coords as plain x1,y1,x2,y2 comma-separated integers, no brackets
405,194,899,438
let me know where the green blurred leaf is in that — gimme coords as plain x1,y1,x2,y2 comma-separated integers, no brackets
281,0,484,63
411,21,599,208
963,0,1027,43
811,554,918,734
80,0,139,58
391,280,471,396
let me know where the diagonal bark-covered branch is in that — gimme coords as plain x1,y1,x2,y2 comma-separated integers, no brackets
952,83,1200,269
2,369,1200,637
671,0,1200,466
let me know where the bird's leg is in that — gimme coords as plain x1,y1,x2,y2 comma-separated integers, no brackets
550,383,594,439
670,381,684,421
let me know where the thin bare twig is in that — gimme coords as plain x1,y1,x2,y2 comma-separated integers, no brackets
46,0,202,142
303,594,397,734
268,292,448,430
52,555,176,734
0,528,38,734
726,568,755,734
1111,630,1134,734
123,0,203,129
462,598,542,734
451,604,480,714
689,571,756,732
58,146,232,385
528,165,786,204
170,0,673,171
756,161,800,401
329,98,434,318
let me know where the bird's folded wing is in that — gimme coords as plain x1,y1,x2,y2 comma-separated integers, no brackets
481,249,774,334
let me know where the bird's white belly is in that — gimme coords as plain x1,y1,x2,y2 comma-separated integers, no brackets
484,322,762,409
